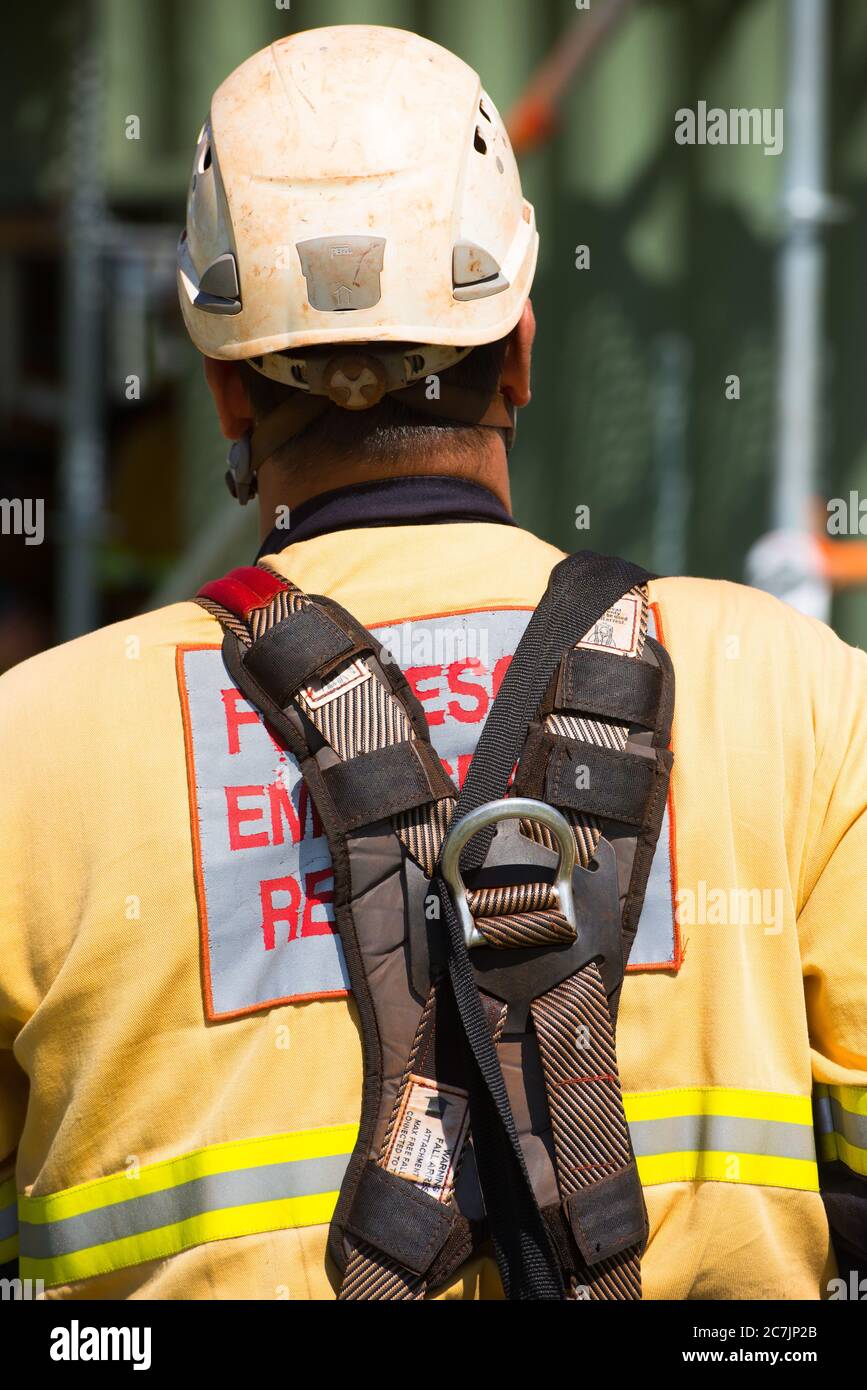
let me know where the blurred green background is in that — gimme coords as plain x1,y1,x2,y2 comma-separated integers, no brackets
3,0,867,670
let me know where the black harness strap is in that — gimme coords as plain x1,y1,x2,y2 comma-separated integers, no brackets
543,740,663,825
241,606,357,702
430,551,653,1301
322,741,446,829
556,646,663,727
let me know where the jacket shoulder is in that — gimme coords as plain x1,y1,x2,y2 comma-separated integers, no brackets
0,600,218,728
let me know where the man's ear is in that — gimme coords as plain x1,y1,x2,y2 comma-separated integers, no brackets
203,357,254,440
500,299,536,408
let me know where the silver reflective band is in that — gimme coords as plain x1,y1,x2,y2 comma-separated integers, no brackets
19,1152,350,1264
629,1113,817,1163
441,797,577,948
817,1093,867,1150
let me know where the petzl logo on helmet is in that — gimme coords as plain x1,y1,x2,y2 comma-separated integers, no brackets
296,236,386,312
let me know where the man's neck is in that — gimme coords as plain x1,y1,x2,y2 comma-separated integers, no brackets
256,445,511,541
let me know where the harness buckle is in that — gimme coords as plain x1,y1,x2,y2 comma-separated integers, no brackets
436,797,623,1029
441,797,577,949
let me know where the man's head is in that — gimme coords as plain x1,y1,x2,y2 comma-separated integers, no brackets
203,305,535,523
177,25,538,525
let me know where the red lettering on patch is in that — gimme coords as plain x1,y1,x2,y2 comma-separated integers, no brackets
221,688,261,754
259,875,303,949
225,785,269,850
408,665,445,726
446,658,488,724
302,868,335,938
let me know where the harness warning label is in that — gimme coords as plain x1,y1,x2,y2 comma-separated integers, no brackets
384,1076,470,1201
301,658,372,711
577,594,641,655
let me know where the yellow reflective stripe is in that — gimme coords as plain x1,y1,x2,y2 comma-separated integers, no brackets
831,1085,867,1117
829,1085,867,1176
20,1122,358,1225
0,1235,19,1263
19,1189,338,1287
814,1083,867,1175
623,1086,812,1127
636,1150,819,1192
818,1131,838,1162
14,1088,829,1286
834,1133,867,1177
18,1124,359,1288
624,1086,818,1191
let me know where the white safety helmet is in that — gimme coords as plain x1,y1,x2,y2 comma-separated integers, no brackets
177,25,538,499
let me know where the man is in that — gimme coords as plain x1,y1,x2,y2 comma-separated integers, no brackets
0,25,864,1301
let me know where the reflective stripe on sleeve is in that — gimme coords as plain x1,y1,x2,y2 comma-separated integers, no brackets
625,1087,819,1192
814,1084,867,1176
0,1176,18,1264
18,1124,356,1288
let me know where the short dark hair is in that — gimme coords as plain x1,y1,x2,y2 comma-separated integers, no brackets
236,336,509,471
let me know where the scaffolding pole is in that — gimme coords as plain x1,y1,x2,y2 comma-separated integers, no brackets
58,0,105,639
773,0,829,534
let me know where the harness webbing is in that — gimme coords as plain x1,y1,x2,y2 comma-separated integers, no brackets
339,983,508,1301
428,552,651,1300
196,550,666,1301
531,972,642,1299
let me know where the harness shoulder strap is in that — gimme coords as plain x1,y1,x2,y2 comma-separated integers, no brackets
429,551,654,1299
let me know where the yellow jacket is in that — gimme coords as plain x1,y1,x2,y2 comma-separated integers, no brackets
1,521,865,1298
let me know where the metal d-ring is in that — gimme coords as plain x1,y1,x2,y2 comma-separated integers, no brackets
440,797,577,948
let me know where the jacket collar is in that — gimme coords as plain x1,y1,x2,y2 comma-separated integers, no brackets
256,474,515,560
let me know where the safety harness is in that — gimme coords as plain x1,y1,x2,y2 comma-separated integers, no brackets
196,549,674,1300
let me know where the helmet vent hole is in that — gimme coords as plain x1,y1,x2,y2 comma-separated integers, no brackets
474,127,487,155
202,144,212,171
479,100,493,123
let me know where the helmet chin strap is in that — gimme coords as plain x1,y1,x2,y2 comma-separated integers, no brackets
225,381,516,505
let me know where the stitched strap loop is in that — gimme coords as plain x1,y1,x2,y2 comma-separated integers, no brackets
242,607,356,705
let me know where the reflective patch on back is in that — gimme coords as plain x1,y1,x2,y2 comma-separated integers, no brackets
626,604,681,971
178,646,349,1020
